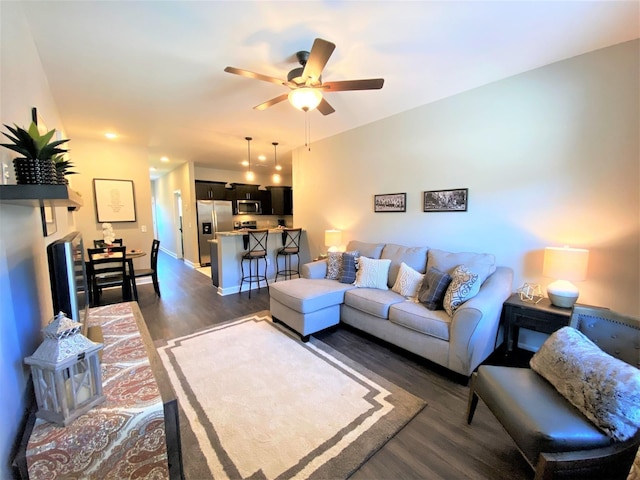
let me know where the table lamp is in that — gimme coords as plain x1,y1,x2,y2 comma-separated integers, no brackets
543,246,589,308
325,230,343,253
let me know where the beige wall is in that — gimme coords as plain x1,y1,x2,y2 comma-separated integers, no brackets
294,40,639,316
70,139,155,270
0,2,76,476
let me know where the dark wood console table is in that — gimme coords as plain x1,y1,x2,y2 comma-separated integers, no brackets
14,302,183,479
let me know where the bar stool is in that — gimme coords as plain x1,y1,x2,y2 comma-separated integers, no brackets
239,229,269,298
275,228,302,282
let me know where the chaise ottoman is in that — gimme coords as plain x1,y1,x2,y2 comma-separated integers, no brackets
269,278,355,341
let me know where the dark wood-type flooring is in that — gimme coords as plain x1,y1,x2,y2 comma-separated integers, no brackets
101,251,533,479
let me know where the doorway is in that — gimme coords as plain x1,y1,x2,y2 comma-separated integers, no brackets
174,190,184,259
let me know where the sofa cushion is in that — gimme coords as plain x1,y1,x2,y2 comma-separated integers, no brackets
391,262,424,298
269,278,355,314
444,265,479,316
427,248,496,285
344,288,405,319
339,251,359,284
354,256,391,290
381,244,429,287
346,241,384,259
389,301,451,341
530,326,640,441
418,267,452,310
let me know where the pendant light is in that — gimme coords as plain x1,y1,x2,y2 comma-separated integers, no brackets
272,142,281,184
245,136,254,181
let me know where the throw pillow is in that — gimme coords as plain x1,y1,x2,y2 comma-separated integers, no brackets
418,267,452,310
354,256,392,290
339,251,359,284
391,262,425,298
325,251,343,280
443,265,479,316
530,327,640,441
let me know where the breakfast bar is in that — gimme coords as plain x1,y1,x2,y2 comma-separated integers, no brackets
210,228,310,295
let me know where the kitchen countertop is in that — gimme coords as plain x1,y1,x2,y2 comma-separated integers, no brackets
215,228,302,237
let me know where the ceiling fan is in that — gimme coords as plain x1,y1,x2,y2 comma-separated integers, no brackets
224,38,384,115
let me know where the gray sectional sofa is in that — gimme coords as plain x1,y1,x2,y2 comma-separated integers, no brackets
269,241,513,377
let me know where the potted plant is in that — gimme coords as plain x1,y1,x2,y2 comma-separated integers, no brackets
1,122,69,184
52,154,78,184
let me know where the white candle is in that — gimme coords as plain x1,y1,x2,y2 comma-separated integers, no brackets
65,373,91,406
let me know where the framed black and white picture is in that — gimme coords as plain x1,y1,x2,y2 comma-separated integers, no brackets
423,188,468,212
93,178,137,222
374,193,406,212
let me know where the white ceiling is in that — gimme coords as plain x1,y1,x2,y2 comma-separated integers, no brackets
19,1,639,179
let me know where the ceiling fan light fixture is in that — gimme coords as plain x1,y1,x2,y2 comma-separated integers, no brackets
288,88,322,112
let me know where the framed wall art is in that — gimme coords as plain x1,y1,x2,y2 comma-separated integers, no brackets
93,178,137,222
374,193,406,212
423,188,468,212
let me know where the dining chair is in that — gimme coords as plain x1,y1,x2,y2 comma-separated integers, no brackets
93,238,123,248
134,239,161,297
87,246,129,306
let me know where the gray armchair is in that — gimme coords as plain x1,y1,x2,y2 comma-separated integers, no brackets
467,305,640,480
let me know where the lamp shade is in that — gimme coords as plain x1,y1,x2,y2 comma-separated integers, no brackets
543,246,589,308
543,246,589,281
288,88,323,112
324,230,343,252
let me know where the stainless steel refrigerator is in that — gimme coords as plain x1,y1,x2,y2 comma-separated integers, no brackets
197,200,233,266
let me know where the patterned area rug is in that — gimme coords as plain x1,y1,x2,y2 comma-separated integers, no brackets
157,312,426,479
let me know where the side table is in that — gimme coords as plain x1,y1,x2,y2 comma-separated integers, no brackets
503,293,572,353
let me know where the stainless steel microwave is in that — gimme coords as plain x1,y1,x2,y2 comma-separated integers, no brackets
236,199,262,215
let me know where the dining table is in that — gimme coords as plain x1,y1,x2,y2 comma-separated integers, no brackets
87,248,147,303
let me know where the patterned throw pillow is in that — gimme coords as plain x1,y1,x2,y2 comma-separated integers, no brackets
354,256,392,290
339,251,359,284
391,262,424,298
443,265,479,316
418,267,452,310
325,251,343,280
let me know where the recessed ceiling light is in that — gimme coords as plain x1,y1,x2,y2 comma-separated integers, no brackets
160,156,169,162
149,167,157,171
241,160,249,167
258,155,266,161
105,132,118,139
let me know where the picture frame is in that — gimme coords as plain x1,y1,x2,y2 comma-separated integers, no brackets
374,193,406,213
93,178,137,222
423,188,468,212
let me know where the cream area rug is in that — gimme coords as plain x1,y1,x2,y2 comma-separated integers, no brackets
157,313,426,480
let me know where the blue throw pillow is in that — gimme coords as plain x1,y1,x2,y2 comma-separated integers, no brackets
339,251,359,284
418,267,452,310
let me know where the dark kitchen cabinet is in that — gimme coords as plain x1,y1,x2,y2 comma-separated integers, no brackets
195,181,232,200
234,184,260,200
269,186,293,215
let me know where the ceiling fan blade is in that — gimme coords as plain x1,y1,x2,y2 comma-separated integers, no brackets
317,98,335,116
322,78,385,91
302,38,336,83
224,66,287,86
254,93,289,111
